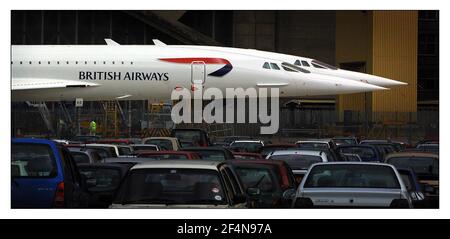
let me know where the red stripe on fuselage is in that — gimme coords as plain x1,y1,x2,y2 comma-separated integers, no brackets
159,57,230,65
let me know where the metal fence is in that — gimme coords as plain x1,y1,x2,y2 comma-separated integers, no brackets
11,101,439,144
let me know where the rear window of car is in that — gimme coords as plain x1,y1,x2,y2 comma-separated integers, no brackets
269,154,322,170
387,157,438,178
195,151,226,161
118,147,132,155
121,168,226,205
70,152,90,164
79,168,122,189
172,130,207,146
138,154,189,160
304,164,400,189
338,147,376,161
132,146,158,151
296,142,329,150
234,167,277,193
145,139,173,150
12,143,57,178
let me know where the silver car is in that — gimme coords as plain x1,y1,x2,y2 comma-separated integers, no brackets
291,162,412,208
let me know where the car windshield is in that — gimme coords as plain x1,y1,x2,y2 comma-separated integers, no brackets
71,152,90,164
338,147,376,161
387,157,438,179
269,154,322,170
235,167,278,193
79,168,122,189
12,143,57,178
145,139,173,150
304,164,400,189
297,142,329,150
194,151,226,161
122,169,226,205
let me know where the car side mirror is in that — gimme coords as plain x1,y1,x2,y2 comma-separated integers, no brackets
282,188,297,200
246,187,261,196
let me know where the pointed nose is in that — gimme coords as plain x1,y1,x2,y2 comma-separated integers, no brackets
333,78,388,94
365,75,408,87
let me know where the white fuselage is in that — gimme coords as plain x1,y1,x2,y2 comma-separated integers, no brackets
12,44,385,102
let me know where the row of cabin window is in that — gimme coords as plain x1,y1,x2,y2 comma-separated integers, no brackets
11,61,134,65
263,60,326,71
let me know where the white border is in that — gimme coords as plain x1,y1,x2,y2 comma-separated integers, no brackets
1,0,447,218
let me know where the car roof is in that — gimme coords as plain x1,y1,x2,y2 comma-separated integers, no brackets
143,137,177,140
262,144,296,147
270,149,325,156
311,162,394,167
86,144,118,148
12,137,56,145
385,152,439,160
296,140,330,144
131,160,222,170
131,144,159,147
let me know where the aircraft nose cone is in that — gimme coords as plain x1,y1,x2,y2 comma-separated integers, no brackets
368,75,408,87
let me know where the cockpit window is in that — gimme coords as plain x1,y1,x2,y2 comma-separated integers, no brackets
270,63,280,70
281,62,311,74
311,60,338,70
263,62,270,69
301,60,310,67
294,60,301,66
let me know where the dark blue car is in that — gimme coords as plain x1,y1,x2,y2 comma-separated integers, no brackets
11,138,89,208
336,144,382,162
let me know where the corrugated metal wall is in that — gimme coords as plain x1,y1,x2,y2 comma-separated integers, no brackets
371,11,418,115
336,10,418,123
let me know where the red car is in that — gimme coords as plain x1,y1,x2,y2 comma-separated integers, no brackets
232,152,264,160
136,150,201,160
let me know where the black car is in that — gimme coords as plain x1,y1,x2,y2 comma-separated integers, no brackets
78,163,132,208
182,147,235,161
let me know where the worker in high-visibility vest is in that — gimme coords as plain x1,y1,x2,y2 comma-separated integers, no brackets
89,120,97,136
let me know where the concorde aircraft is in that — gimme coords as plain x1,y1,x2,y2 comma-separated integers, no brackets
158,40,407,87
11,39,386,102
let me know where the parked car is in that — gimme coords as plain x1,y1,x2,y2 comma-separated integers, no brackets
267,149,329,184
77,163,131,208
142,137,182,151
129,144,160,152
68,148,103,164
359,141,399,158
110,160,247,208
385,152,439,207
296,139,336,151
336,145,383,162
259,144,297,158
102,157,160,167
228,160,297,208
416,143,439,154
291,162,412,208
66,144,115,158
233,152,264,160
136,151,201,160
183,147,235,161
12,138,89,208
170,128,211,147
229,140,264,153
71,135,100,143
86,144,133,157
88,139,134,145
331,136,358,146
